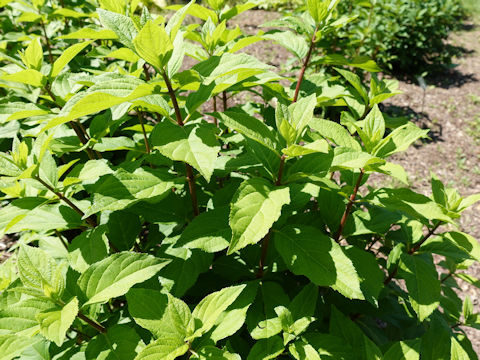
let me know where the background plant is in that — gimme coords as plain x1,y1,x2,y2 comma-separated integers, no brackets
0,0,479,359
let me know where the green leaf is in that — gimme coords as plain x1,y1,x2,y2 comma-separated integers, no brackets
0,292,53,336
176,207,230,252
18,244,65,299
247,336,284,360
84,168,179,217
335,67,368,104
191,347,240,360
309,118,361,150
133,21,173,70
373,122,429,158
228,178,290,254
1,69,46,87
165,0,195,39
0,102,49,123
450,337,470,360
97,9,138,49
331,147,384,170
399,254,441,321
329,306,382,360
51,41,93,78
21,38,43,70
77,252,170,305
263,31,308,60
420,316,451,359
190,284,246,338
0,335,40,360
289,341,321,360
134,337,189,360
107,212,141,251
282,140,329,157
151,121,220,181
212,111,280,154
57,27,118,40
275,225,364,300
384,340,420,360
362,105,385,151
86,324,144,360
68,226,109,273
36,297,78,346
307,0,329,24
302,333,355,359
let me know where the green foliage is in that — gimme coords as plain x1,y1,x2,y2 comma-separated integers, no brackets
322,0,465,74
0,0,479,359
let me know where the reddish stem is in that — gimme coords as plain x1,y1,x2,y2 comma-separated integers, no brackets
161,71,199,216
334,169,365,242
293,26,318,103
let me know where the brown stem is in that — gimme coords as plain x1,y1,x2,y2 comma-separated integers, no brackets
293,26,318,103
40,20,54,64
213,96,218,126
43,85,97,160
137,111,150,154
256,232,271,278
77,311,106,333
35,176,97,228
222,91,228,111
161,71,199,216
185,164,199,216
161,72,184,126
334,169,365,242
143,63,151,81
408,221,442,254
54,229,69,250
275,154,286,186
441,271,454,283
384,221,443,285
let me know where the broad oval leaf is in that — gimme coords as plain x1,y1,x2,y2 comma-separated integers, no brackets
78,252,170,306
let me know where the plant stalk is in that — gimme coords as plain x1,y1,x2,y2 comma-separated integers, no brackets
293,26,318,103
334,168,365,242
40,20,54,64
77,311,106,333
35,176,97,228
161,71,199,216
384,221,443,285
137,111,150,154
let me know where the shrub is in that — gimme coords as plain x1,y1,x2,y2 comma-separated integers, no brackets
0,0,479,359
320,0,465,74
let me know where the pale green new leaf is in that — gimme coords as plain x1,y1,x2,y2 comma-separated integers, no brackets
0,335,40,360
399,254,441,321
373,122,429,158
309,118,361,150
77,252,170,305
51,41,93,78
84,167,179,217
21,38,43,70
36,297,78,346
133,21,173,70
275,225,364,300
17,245,64,298
282,140,329,157
1,69,46,87
151,121,220,181
362,105,385,151
0,102,49,123
228,178,290,254
97,9,138,49
190,284,246,338
331,147,384,170
134,337,189,360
